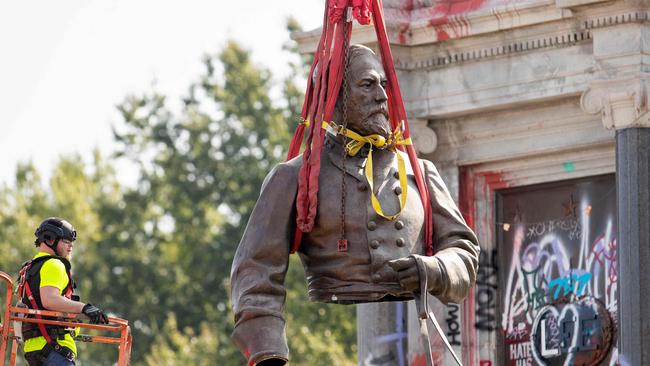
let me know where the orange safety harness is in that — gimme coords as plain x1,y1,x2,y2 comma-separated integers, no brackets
17,256,75,345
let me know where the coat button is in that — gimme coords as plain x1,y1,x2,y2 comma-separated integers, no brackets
367,221,377,231
370,239,380,249
394,171,400,179
394,186,402,195
395,220,404,230
396,238,405,247
357,182,367,191
372,273,382,282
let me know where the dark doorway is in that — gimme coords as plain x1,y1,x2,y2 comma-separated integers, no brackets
496,174,617,366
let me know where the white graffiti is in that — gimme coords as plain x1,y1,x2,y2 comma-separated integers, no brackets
501,196,617,335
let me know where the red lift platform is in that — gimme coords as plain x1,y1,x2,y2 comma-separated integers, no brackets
0,271,132,366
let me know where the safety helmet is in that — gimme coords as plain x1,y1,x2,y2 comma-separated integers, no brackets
34,217,77,246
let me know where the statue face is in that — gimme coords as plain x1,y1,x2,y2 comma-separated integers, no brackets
339,49,390,138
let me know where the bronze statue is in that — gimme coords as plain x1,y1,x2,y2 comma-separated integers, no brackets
230,45,479,366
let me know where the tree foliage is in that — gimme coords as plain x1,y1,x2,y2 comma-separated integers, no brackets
1,24,356,365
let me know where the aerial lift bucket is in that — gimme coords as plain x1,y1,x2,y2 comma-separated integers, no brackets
0,271,132,366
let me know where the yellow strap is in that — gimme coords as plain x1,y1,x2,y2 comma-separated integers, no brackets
303,119,413,221
366,147,409,220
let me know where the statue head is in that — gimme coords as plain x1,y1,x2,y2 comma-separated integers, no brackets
335,44,390,138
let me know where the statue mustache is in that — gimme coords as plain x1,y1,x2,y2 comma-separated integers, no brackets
365,106,389,120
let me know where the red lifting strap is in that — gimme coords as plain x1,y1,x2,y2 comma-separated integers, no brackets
287,0,434,256
24,281,54,344
18,258,75,345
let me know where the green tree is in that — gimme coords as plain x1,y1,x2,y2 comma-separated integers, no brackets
113,37,356,365
0,25,357,366
0,153,128,365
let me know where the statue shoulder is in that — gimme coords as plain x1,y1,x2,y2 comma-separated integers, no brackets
260,156,302,193
418,158,441,177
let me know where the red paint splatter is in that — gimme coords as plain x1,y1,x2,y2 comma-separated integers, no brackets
410,353,428,366
458,168,509,365
386,0,491,42
426,0,488,41
460,171,510,225
398,23,411,44
409,352,444,366
480,171,509,190
386,1,542,42
459,167,476,229
462,289,477,365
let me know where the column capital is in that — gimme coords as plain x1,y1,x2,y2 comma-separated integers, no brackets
580,77,650,130
408,118,438,154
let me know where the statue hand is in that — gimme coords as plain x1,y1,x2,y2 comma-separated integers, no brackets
388,255,443,293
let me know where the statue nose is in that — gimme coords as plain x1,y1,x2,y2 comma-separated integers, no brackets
375,85,388,103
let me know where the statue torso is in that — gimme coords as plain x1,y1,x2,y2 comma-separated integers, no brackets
298,135,427,303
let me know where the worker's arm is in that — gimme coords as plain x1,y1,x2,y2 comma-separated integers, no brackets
40,286,84,313
41,286,109,323
39,258,109,324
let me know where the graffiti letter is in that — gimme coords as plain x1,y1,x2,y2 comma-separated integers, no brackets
560,317,575,351
548,277,570,300
446,304,461,346
476,249,498,331
540,319,560,357
574,272,592,297
578,316,599,351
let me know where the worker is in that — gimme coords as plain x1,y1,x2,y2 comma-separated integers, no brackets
17,217,109,366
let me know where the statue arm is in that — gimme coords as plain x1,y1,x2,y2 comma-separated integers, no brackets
422,159,480,304
230,161,299,365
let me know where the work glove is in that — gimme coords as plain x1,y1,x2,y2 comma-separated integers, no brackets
82,303,109,324
387,254,444,294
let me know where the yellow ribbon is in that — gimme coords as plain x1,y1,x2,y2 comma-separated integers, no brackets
302,119,413,221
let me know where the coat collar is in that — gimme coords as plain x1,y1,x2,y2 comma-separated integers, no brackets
323,133,415,183
324,134,365,182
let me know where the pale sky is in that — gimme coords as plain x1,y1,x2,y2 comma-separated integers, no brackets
0,0,323,186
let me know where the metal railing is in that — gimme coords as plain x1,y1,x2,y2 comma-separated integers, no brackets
0,271,132,365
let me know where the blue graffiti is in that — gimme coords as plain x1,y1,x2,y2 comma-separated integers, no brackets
548,272,592,300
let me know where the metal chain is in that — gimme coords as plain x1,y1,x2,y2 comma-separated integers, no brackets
338,10,353,250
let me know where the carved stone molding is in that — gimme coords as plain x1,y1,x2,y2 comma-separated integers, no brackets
583,10,650,30
555,0,610,8
409,119,438,154
396,30,591,70
581,78,650,129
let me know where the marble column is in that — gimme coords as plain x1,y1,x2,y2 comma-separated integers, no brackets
582,60,650,365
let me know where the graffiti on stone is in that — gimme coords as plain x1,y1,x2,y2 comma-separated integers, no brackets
446,303,461,346
530,297,614,366
475,249,498,331
496,175,617,365
547,272,592,301
509,341,533,366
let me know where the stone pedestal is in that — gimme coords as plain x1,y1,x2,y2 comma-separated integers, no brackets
357,302,408,366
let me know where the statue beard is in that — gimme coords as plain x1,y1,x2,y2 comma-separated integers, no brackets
359,111,391,138
334,102,391,138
